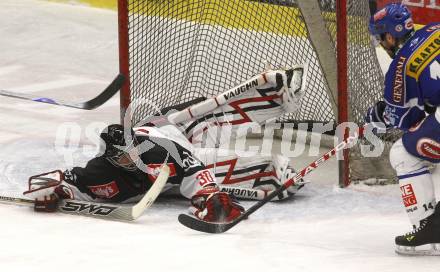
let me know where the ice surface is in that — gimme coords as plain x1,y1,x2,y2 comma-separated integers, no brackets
1,1,440,271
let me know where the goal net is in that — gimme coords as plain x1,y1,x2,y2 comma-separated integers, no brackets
118,0,398,186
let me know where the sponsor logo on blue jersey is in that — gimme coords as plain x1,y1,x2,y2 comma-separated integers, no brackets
406,30,440,80
392,56,406,105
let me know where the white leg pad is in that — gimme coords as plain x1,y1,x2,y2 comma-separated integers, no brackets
195,148,273,189
194,148,302,199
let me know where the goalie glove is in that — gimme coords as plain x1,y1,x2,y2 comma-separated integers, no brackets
189,186,244,223
23,170,74,212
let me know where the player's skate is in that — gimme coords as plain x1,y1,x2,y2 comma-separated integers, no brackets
395,202,440,256
273,154,306,197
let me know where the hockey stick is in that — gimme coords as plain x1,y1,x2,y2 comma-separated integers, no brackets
178,126,366,233
0,164,170,221
130,164,170,219
0,74,125,110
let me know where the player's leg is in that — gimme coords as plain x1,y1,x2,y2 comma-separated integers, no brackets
391,108,440,254
194,148,305,201
171,67,306,146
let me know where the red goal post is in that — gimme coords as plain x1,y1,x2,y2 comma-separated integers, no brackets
337,0,349,186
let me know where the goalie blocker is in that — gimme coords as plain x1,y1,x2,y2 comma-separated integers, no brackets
22,67,307,223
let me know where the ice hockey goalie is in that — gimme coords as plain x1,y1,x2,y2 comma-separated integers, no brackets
23,66,307,223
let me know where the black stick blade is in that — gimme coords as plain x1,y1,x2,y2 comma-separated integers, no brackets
0,74,125,110
80,74,125,109
178,214,234,234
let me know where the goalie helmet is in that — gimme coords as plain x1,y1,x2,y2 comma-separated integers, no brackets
100,124,137,171
369,3,414,40
100,124,126,156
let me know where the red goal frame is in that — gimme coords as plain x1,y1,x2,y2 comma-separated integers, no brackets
117,0,351,187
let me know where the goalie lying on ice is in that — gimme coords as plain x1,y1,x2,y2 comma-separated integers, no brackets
23,67,307,223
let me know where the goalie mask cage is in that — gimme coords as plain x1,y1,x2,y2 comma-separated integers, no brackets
118,0,398,186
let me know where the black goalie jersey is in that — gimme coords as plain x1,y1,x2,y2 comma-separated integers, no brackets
67,124,217,203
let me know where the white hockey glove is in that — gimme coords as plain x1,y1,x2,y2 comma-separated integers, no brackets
264,66,306,114
23,170,74,212
189,185,245,223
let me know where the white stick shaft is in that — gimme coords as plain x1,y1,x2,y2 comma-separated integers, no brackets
285,126,365,188
131,164,170,219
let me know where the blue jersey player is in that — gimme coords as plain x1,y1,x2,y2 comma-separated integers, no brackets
367,3,440,255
